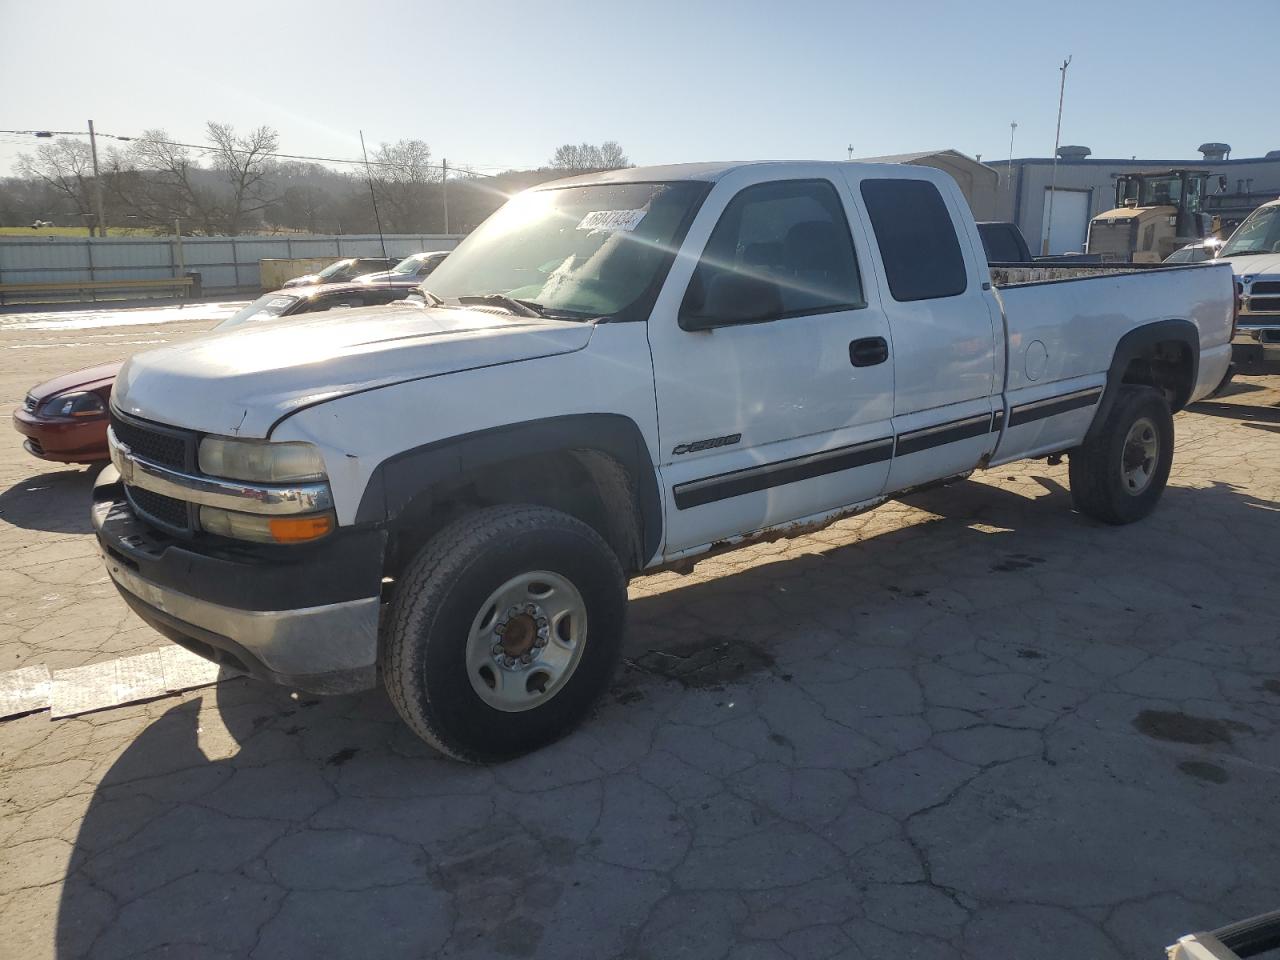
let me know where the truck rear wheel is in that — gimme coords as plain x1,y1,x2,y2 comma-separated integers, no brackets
383,504,627,762
1068,385,1173,525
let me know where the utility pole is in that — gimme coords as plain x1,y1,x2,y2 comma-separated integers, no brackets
87,119,108,238
847,144,854,161
1042,56,1071,255
173,217,185,278
1007,121,1018,187
441,158,450,234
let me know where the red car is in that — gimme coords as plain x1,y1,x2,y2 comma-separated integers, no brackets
13,282,420,464
13,362,119,462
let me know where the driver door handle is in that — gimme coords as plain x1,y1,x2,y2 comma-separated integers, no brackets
849,336,889,367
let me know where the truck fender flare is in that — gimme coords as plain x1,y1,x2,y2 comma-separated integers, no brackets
354,413,663,564
1086,319,1199,442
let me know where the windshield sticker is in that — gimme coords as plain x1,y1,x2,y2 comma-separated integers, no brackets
577,209,647,234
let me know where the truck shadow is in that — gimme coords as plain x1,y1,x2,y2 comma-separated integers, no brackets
0,465,101,535
50,475,1279,957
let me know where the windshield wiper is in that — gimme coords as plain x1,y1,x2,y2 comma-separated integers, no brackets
1221,249,1268,257
457,294,545,318
416,287,444,306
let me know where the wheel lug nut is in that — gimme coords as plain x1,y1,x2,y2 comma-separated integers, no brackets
520,654,532,664
534,636,547,647
491,643,503,656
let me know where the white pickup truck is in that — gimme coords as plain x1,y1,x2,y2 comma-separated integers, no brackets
95,160,1234,761
1217,197,1280,348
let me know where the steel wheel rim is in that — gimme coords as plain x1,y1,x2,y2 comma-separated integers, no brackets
1121,416,1159,496
465,570,588,712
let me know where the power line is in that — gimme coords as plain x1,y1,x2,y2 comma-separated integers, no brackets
0,128,502,178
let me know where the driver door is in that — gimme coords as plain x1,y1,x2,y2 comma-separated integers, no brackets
647,167,896,557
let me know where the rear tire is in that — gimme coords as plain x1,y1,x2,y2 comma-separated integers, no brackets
1068,385,1173,525
384,504,627,763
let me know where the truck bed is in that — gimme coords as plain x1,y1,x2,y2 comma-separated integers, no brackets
987,260,1235,465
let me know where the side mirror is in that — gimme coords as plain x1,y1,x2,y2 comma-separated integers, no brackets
679,270,784,331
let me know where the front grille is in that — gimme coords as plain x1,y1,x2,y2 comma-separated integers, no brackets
26,437,43,455
1252,281,1280,296
110,412,192,470
126,485,191,532
24,394,36,413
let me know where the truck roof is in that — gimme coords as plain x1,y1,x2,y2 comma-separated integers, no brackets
546,160,933,188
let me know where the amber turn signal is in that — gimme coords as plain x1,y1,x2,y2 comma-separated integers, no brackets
268,514,335,543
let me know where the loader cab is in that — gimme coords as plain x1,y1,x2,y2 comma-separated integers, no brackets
1087,169,1211,263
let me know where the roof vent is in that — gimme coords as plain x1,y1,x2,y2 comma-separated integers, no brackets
1056,145,1091,159
1266,150,1280,160
1199,142,1231,161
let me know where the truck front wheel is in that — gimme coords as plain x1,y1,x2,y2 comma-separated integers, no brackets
383,504,628,762
1068,385,1174,525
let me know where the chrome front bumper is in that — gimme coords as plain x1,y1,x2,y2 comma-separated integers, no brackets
94,468,382,694
101,541,379,680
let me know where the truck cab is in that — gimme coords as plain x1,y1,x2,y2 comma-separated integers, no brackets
1087,169,1212,263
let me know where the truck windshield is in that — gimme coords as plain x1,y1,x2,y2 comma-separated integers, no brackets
1220,205,1280,258
424,181,708,319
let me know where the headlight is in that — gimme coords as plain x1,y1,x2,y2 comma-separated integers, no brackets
200,506,334,544
198,437,327,483
43,391,105,418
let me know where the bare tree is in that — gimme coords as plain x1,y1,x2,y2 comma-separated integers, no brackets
108,124,280,235
368,139,438,232
598,141,630,169
113,130,219,234
268,184,330,234
206,122,279,235
548,141,630,171
16,139,104,234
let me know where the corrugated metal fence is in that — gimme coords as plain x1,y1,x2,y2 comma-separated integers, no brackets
0,234,465,293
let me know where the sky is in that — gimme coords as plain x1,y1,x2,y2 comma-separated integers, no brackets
3,0,1279,179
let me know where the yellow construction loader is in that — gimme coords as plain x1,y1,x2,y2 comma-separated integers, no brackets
1087,169,1213,263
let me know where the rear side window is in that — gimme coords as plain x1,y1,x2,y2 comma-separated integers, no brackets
978,224,1025,264
860,179,968,301
689,178,865,321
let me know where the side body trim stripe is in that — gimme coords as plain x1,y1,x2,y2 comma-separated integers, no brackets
1008,386,1103,427
672,386,1101,509
673,438,893,510
894,413,993,457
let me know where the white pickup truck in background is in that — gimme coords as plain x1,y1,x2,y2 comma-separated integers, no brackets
95,160,1234,761
1216,197,1280,350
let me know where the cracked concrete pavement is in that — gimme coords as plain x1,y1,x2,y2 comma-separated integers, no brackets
2,304,1279,959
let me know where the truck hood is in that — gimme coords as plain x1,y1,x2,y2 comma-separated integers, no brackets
1221,253,1280,277
112,304,594,438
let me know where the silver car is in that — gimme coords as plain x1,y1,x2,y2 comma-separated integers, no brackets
355,251,450,285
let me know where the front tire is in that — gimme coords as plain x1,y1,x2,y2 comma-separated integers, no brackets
383,505,627,762
1068,385,1174,525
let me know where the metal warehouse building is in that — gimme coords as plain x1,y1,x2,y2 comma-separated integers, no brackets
986,144,1280,255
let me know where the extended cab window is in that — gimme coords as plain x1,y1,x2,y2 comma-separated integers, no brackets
860,179,967,301
684,179,864,326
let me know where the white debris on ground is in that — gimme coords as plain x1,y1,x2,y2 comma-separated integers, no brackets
0,647,242,720
0,665,51,719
